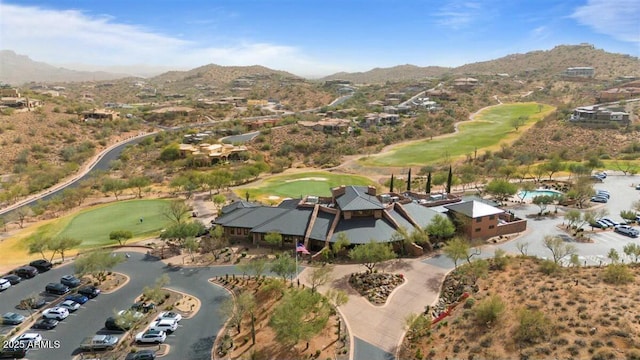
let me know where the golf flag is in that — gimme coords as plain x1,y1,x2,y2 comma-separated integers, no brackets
296,243,310,255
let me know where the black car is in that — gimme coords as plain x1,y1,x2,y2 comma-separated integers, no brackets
105,316,128,331
13,266,38,279
78,285,101,298
16,297,47,310
29,259,53,272
0,347,28,359
60,274,81,288
45,282,69,295
2,274,21,285
125,349,156,360
32,318,59,330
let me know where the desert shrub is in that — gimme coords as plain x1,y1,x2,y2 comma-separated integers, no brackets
602,263,634,284
539,259,560,275
568,346,580,356
463,297,476,309
592,349,616,360
514,308,552,345
474,295,505,327
627,349,640,360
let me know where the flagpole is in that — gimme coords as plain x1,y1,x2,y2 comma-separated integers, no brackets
295,243,299,282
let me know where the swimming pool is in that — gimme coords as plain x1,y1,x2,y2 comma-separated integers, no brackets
517,189,564,201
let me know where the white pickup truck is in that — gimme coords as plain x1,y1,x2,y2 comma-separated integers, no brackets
79,335,119,351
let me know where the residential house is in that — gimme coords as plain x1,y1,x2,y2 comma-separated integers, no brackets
80,109,120,121
569,105,630,126
453,78,479,90
362,113,400,127
178,142,247,165
562,67,595,78
298,118,352,134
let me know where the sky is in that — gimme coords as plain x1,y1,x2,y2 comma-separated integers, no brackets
1,0,639,78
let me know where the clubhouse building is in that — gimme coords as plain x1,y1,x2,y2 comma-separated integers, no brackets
213,185,526,255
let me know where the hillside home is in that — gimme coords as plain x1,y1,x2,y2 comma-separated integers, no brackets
569,105,630,126
562,67,595,78
362,113,400,127
0,88,20,97
453,78,479,90
0,97,42,110
178,142,247,165
298,118,352,134
80,109,120,121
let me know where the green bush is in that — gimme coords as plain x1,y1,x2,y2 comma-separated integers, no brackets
602,263,634,284
474,295,505,327
538,259,560,275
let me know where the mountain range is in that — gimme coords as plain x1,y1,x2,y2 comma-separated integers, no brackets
1,45,639,86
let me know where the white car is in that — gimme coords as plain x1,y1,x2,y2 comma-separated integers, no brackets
59,299,81,312
0,278,10,291
12,332,42,346
42,307,70,320
157,311,182,322
149,319,178,333
135,329,167,344
117,309,145,320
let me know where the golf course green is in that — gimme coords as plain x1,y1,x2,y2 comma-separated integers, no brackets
33,199,173,248
360,102,555,167
238,171,375,202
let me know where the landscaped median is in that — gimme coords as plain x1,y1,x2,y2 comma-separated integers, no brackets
359,102,555,167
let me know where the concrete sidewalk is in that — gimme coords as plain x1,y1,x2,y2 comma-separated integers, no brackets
298,258,447,355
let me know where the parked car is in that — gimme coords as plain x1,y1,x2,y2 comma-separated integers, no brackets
156,311,182,322
590,196,608,203
13,266,38,279
59,299,81,312
2,274,22,285
0,346,28,359
2,312,25,325
45,282,70,295
79,334,119,351
601,218,620,227
104,316,128,331
65,294,89,304
0,278,10,291
16,296,46,310
77,285,101,298
592,220,610,229
635,184,640,190
149,319,178,333
135,329,167,344
29,259,52,272
615,225,640,238
125,349,156,360
42,307,69,320
11,333,42,347
60,275,81,288
131,302,156,313
595,191,610,199
32,318,59,330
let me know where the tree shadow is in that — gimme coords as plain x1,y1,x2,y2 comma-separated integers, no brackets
330,274,359,296
426,274,445,292
379,259,412,272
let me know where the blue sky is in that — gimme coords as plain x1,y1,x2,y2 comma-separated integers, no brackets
1,0,638,77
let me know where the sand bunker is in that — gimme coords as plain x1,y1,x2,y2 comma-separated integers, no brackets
284,177,328,183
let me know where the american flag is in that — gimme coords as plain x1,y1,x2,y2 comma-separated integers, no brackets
296,243,310,255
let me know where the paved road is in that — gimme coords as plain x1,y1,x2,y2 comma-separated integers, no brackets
220,131,260,144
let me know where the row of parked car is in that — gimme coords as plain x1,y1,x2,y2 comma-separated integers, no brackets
590,189,611,204
0,259,54,293
591,216,640,238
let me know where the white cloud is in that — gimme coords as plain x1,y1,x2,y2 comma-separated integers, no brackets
435,1,482,30
0,4,344,77
571,0,640,43
530,26,551,41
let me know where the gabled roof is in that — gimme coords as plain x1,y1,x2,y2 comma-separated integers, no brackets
331,217,397,244
252,208,313,237
277,198,302,209
220,200,260,215
397,202,441,228
214,207,289,228
444,200,503,218
335,186,384,211
308,210,335,241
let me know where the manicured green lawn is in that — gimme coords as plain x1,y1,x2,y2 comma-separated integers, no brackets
56,199,173,248
239,171,375,201
360,102,555,167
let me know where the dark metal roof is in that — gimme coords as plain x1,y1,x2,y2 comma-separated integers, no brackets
214,207,289,228
220,200,260,215
252,208,313,237
399,202,441,228
335,186,384,211
277,198,302,209
330,217,398,244
308,210,335,241
387,208,414,231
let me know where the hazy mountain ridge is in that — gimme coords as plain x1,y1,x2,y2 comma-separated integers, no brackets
0,50,132,85
321,64,451,84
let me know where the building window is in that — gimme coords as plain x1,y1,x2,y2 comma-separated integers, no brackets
230,228,235,235
489,215,495,220
476,217,482,223
243,229,249,235
489,225,495,229
475,228,481,232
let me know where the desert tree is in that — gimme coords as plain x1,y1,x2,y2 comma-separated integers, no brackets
607,248,620,264
237,257,270,278
142,274,170,304
219,290,256,335
163,199,191,225
442,236,477,268
564,209,582,229
307,264,334,293
514,308,553,346
74,250,125,281
101,178,126,200
270,252,297,280
127,176,151,198
264,232,283,249
543,235,576,264
623,243,640,263
27,234,51,260
510,115,528,131
48,236,82,262
425,214,456,241
543,157,565,180
332,232,351,257
485,179,517,204
348,240,397,273
474,295,506,328
212,194,226,211
515,241,529,256
109,230,133,246
532,195,554,215
269,288,330,349
13,207,32,228
516,182,535,202
183,237,199,261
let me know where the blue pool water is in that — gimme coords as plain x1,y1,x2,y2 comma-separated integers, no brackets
517,189,563,200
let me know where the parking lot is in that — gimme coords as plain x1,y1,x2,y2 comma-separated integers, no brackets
1,253,235,360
